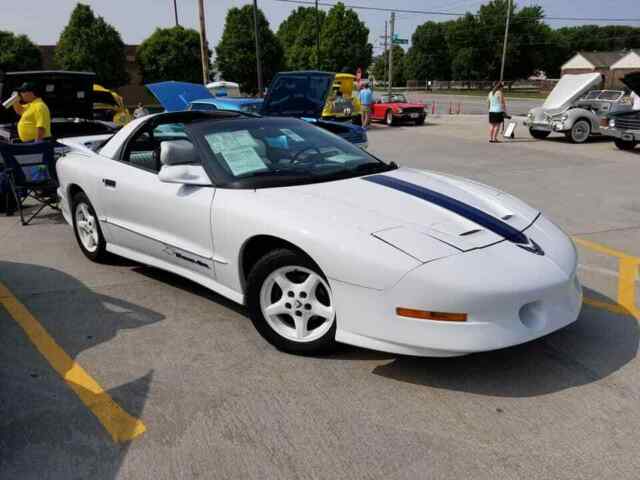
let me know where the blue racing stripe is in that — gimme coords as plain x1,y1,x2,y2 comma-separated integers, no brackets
363,174,528,245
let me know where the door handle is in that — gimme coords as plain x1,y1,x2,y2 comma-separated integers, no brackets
103,178,116,188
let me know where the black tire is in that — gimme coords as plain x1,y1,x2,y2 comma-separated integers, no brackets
71,191,109,262
614,138,637,151
246,249,337,355
568,119,591,143
415,116,426,126
529,128,550,139
352,115,362,126
386,110,395,126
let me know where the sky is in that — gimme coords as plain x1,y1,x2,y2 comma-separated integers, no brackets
1,0,639,58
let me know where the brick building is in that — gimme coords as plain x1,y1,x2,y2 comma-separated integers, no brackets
38,44,152,106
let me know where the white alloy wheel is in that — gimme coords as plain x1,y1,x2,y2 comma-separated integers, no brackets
386,110,394,126
259,266,335,343
75,202,99,253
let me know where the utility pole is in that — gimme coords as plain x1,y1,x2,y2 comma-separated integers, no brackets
197,0,209,84
383,20,388,90
253,0,264,96
172,0,179,26
388,11,395,96
499,0,512,82
315,0,320,69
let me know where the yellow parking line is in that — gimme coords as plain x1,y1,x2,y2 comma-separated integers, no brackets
573,237,632,260
574,236,639,320
0,281,146,443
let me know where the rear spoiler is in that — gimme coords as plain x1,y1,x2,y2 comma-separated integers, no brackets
56,134,113,156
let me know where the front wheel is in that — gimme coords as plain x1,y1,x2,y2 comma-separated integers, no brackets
386,110,395,126
614,138,637,151
247,249,337,355
529,128,550,139
415,116,426,126
568,119,591,143
72,192,109,262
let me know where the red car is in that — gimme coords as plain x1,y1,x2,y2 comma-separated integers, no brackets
371,93,427,126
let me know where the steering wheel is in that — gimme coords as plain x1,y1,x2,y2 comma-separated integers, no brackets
291,146,323,164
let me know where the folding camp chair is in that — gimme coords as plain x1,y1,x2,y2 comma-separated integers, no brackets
0,141,59,225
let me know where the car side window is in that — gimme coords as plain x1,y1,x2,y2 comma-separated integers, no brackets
122,122,193,173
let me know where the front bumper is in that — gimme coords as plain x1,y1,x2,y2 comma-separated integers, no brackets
394,112,426,121
601,126,640,141
524,119,567,132
332,228,582,357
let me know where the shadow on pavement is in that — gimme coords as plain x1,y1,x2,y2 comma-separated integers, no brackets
0,261,162,479
372,287,638,397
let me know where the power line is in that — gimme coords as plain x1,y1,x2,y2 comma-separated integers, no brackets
274,0,640,23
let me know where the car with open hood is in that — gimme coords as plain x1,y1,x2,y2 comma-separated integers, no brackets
320,73,362,124
524,73,632,143
371,93,427,126
147,73,367,149
92,84,132,127
0,71,118,143
55,109,581,357
602,72,640,151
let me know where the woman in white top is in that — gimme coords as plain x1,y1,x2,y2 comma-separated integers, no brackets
487,81,506,143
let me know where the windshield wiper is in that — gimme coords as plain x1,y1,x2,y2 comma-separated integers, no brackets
352,162,396,174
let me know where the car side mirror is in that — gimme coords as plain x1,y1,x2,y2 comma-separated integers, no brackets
159,164,212,186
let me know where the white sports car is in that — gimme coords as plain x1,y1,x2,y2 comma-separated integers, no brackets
56,110,582,357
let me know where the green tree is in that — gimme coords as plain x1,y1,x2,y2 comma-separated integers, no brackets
216,5,284,95
137,26,204,84
319,3,372,73
54,3,128,87
277,7,326,70
405,21,450,81
0,31,42,72
371,45,405,86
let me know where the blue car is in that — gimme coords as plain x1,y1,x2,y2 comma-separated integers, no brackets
146,76,367,148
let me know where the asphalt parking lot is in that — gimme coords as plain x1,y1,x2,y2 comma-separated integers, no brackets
1,115,639,479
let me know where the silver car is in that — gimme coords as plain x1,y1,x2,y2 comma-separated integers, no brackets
525,73,632,143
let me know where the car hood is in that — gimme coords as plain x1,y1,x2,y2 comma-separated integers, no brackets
621,72,640,95
260,168,540,261
146,81,213,112
261,71,334,118
0,70,96,124
540,73,602,113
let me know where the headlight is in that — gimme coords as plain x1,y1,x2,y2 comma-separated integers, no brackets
609,118,616,128
397,108,403,113
423,107,428,113
527,112,533,120
560,115,568,122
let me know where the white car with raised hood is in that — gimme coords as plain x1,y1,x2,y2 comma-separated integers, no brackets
56,109,582,357
525,72,632,143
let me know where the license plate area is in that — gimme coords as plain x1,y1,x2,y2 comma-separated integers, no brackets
410,113,419,118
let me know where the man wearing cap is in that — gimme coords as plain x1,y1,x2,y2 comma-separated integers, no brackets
12,82,51,142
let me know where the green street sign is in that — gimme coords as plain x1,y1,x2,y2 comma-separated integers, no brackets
392,38,408,45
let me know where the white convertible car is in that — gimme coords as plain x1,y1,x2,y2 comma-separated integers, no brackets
56,110,582,356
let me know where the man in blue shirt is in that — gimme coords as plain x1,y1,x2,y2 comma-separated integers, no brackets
359,80,373,128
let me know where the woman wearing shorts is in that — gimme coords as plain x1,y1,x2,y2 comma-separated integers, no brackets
488,82,506,143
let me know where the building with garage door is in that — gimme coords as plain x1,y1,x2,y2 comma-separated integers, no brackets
561,50,640,89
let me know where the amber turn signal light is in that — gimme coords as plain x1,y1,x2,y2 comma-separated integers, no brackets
396,308,467,322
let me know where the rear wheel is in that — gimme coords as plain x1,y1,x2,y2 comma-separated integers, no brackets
614,138,637,150
529,128,550,139
386,110,395,126
568,119,591,143
247,249,337,355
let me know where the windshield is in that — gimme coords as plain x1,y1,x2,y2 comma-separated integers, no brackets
381,94,408,103
189,117,391,188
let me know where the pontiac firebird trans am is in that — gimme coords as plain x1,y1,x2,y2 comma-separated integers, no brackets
56,110,583,357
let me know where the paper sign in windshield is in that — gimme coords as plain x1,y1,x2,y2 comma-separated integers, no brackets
221,146,268,176
327,153,363,163
206,130,258,153
281,128,305,142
